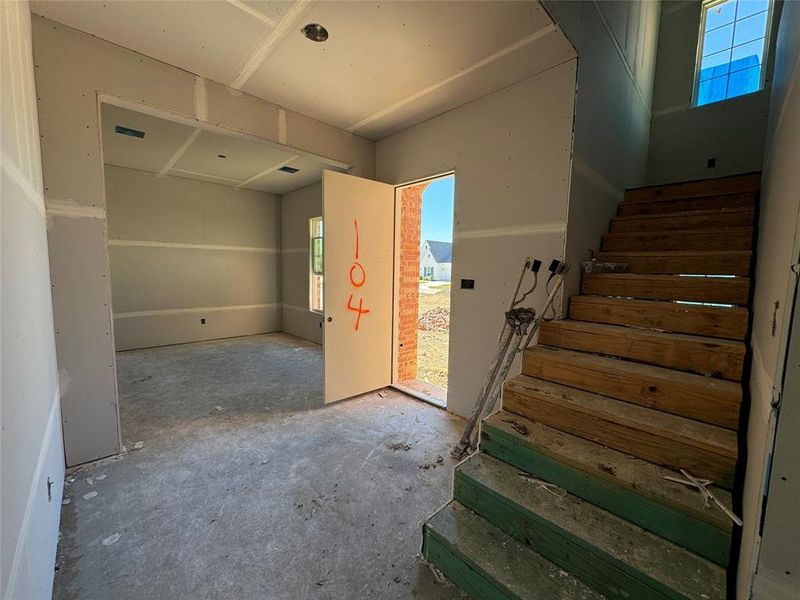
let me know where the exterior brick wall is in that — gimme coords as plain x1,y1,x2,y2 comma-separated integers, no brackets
397,182,429,382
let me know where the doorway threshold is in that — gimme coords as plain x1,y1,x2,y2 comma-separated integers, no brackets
393,379,446,409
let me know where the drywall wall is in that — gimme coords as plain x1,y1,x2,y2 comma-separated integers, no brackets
105,165,281,350
281,183,323,344
741,1,800,597
647,0,779,184
31,15,374,466
376,61,577,418
544,0,661,299
0,1,64,598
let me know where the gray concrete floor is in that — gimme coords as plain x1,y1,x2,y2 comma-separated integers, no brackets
53,333,468,600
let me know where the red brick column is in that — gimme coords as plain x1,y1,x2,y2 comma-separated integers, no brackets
397,182,429,382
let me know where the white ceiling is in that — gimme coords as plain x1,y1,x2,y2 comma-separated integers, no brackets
101,103,345,194
32,1,575,141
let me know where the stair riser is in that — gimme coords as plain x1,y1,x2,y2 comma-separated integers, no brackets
582,275,750,305
568,296,748,340
422,531,516,600
454,474,690,600
594,251,751,276
601,230,752,252
618,193,755,216
479,423,731,566
539,323,745,380
610,209,754,233
503,387,736,487
521,350,741,429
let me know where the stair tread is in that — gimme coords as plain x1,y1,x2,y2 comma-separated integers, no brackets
617,193,756,217
601,228,752,252
605,227,752,237
483,411,734,533
582,272,750,305
539,319,745,380
569,295,749,340
505,374,738,458
595,249,752,257
594,250,752,276
522,346,741,429
623,173,760,203
457,453,726,600
613,207,754,222
424,502,606,600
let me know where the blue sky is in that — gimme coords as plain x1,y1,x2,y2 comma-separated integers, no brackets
420,175,454,244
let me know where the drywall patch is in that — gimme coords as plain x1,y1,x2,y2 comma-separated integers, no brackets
454,222,566,240
193,76,208,121
278,109,287,144
158,128,202,176
114,302,281,319
107,239,278,254
46,199,106,220
229,0,313,89
1,151,45,217
572,159,624,198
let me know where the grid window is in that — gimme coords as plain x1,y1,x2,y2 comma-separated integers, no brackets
309,217,323,313
695,0,772,106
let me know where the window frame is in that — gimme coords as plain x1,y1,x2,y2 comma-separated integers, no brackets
309,216,323,314
691,0,775,108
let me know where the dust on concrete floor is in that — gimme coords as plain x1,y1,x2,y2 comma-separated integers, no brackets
54,333,469,600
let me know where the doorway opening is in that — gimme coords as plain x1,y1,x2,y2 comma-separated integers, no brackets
394,174,455,407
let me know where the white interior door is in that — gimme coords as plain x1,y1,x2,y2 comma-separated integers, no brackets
323,170,395,403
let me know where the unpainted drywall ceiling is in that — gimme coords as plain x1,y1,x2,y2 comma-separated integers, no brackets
32,0,574,140
101,103,346,194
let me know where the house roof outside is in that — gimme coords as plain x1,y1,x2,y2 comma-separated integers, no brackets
425,240,452,264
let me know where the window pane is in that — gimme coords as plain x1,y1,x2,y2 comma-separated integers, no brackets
703,23,734,56
733,10,768,46
730,38,764,72
700,49,732,81
736,0,769,19
727,65,761,98
705,0,737,31
312,237,323,275
697,74,729,105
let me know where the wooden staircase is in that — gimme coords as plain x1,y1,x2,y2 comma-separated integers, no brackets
422,172,758,599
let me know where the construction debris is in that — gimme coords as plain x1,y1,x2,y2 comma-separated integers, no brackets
418,307,450,331
664,469,743,526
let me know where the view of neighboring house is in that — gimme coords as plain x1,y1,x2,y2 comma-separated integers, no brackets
420,240,452,281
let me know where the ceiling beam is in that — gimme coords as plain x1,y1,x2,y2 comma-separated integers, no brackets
346,24,559,134
229,0,313,90
235,155,299,189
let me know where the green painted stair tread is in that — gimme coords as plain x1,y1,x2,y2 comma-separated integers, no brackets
455,454,726,600
483,411,734,532
423,502,606,600
480,411,732,565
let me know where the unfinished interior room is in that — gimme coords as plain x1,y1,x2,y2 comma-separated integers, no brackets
2,0,798,598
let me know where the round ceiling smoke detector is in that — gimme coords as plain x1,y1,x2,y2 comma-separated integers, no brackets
302,23,328,42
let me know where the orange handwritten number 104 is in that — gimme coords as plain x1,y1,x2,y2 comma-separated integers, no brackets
347,219,370,331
